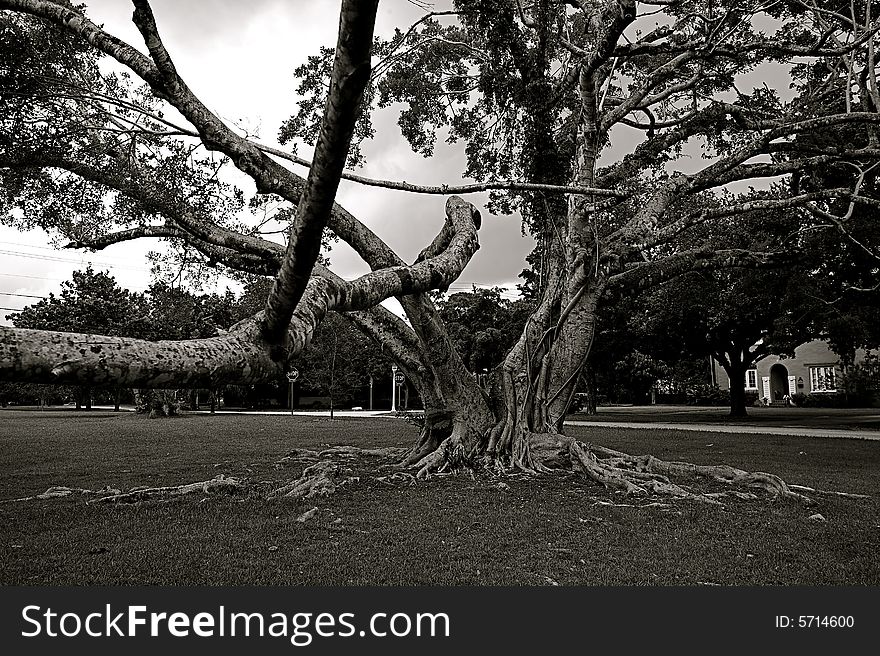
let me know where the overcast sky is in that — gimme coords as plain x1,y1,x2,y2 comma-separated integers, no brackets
0,1,791,324
0,0,533,324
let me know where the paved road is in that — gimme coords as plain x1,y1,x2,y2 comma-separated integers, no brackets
14,406,879,440
566,420,880,441
193,409,395,418
203,409,880,441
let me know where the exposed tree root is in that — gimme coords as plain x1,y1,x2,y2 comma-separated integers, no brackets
6,431,869,509
410,429,865,506
397,410,452,468
532,434,869,504
6,445,412,506
268,444,410,499
319,446,408,459
278,449,323,464
2,485,121,503
574,440,814,503
788,484,871,500
280,446,407,465
413,433,471,479
91,475,247,503
268,461,352,499
376,472,417,485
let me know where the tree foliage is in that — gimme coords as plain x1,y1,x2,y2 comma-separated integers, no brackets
436,287,532,373
9,266,149,337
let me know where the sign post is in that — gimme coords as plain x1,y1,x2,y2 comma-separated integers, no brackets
394,371,405,411
390,364,398,412
368,374,374,411
286,368,299,416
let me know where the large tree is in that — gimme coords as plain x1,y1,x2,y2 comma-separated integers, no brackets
2,0,879,501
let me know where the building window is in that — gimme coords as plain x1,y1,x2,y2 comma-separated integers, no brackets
809,366,837,392
745,369,758,390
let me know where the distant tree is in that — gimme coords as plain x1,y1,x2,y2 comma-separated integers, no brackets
802,206,880,366
586,292,706,407
8,266,149,408
0,381,67,407
10,266,149,337
639,264,816,417
293,312,393,411
144,282,240,341
436,287,532,375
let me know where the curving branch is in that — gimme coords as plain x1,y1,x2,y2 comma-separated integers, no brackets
618,188,862,253
66,223,282,277
583,0,636,79
605,248,795,296
257,139,624,198
0,195,481,388
600,52,697,133
65,221,437,382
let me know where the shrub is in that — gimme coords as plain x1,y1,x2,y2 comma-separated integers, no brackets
134,389,183,417
842,353,880,407
800,392,848,408
685,384,729,406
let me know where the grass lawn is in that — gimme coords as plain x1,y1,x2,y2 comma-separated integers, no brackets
1,410,878,585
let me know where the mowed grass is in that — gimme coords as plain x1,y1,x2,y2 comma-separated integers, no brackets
1,411,879,585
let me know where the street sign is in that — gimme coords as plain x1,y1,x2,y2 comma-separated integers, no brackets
394,372,405,384
286,368,300,382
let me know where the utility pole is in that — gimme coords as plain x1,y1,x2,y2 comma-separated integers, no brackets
329,332,338,419
287,368,300,416
368,374,374,411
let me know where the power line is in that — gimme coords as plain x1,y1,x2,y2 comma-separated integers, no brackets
0,291,46,299
0,240,70,252
0,240,143,263
0,248,152,272
0,272,66,282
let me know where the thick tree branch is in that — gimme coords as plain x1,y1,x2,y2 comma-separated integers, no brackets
260,0,379,345
0,317,280,387
0,195,481,388
583,0,636,79
605,248,794,296
66,223,281,276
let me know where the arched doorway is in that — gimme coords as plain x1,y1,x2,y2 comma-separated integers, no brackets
769,363,789,402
